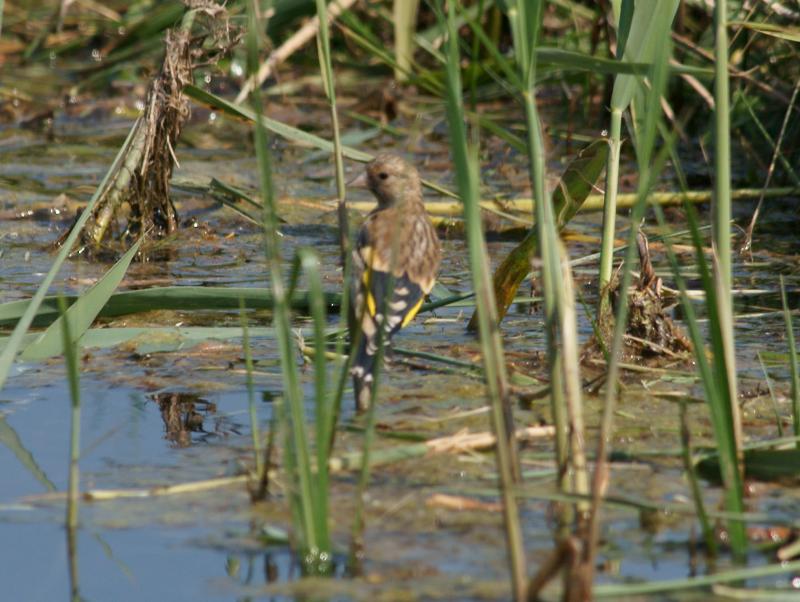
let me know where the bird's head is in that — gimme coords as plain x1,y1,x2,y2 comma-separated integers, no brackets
352,154,423,208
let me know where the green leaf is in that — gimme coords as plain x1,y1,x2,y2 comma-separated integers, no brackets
0,121,141,389
184,84,372,162
698,449,800,484
0,286,342,328
20,240,141,361
615,0,634,59
467,139,609,330
610,0,680,112
731,21,800,43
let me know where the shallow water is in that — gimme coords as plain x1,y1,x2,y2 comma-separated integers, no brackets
2,93,800,602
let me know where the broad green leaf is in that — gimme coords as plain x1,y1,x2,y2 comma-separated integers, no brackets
467,138,609,330
0,287,342,328
731,21,800,43
0,119,141,390
21,240,141,361
610,0,680,112
698,449,800,483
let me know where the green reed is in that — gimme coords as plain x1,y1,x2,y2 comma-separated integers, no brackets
59,293,81,521
709,0,746,555
780,276,800,449
597,0,679,311
314,0,349,263
239,299,263,481
439,2,526,598
59,295,81,601
245,0,331,574
583,20,672,592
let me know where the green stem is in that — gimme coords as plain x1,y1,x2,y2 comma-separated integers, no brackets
59,295,81,531
713,0,746,557
441,3,526,598
598,109,622,306
240,300,263,479
246,0,328,569
780,276,800,449
679,400,717,557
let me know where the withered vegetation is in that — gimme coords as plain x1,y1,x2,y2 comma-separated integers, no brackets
587,230,692,364
63,1,239,257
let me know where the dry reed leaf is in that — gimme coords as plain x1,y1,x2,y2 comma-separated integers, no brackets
425,493,502,512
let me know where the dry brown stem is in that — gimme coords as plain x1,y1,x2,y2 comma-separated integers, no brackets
68,1,239,254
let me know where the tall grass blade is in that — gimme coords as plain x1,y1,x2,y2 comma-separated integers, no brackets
780,276,800,449
557,244,589,515
597,0,679,308
239,299,263,481
59,294,82,601
711,0,746,556
314,0,354,493
393,0,420,83
583,22,673,594
314,0,349,264
245,0,330,572
289,248,332,547
652,199,747,556
440,2,526,598
59,294,81,529
509,0,580,535
757,352,785,438
20,239,142,361
0,120,140,389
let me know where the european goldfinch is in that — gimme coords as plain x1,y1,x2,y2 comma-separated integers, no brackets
350,154,441,411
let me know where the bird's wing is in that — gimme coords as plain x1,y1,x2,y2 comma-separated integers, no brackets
353,217,426,338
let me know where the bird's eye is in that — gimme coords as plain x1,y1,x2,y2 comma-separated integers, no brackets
378,172,389,180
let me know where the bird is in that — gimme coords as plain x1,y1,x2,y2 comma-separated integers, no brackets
349,154,441,411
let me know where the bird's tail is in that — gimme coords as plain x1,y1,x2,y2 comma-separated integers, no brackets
351,333,377,412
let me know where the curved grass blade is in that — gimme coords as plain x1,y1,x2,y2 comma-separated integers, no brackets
244,0,330,573
20,240,142,361
439,1,526,597
780,275,800,447
466,138,608,330
184,84,371,162
592,559,800,598
0,120,140,389
185,84,459,200
0,415,56,492
0,287,342,328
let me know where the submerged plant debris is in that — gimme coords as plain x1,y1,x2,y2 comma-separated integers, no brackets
63,1,239,256
588,230,692,364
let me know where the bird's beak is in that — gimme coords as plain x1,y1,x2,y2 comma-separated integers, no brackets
347,171,369,189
